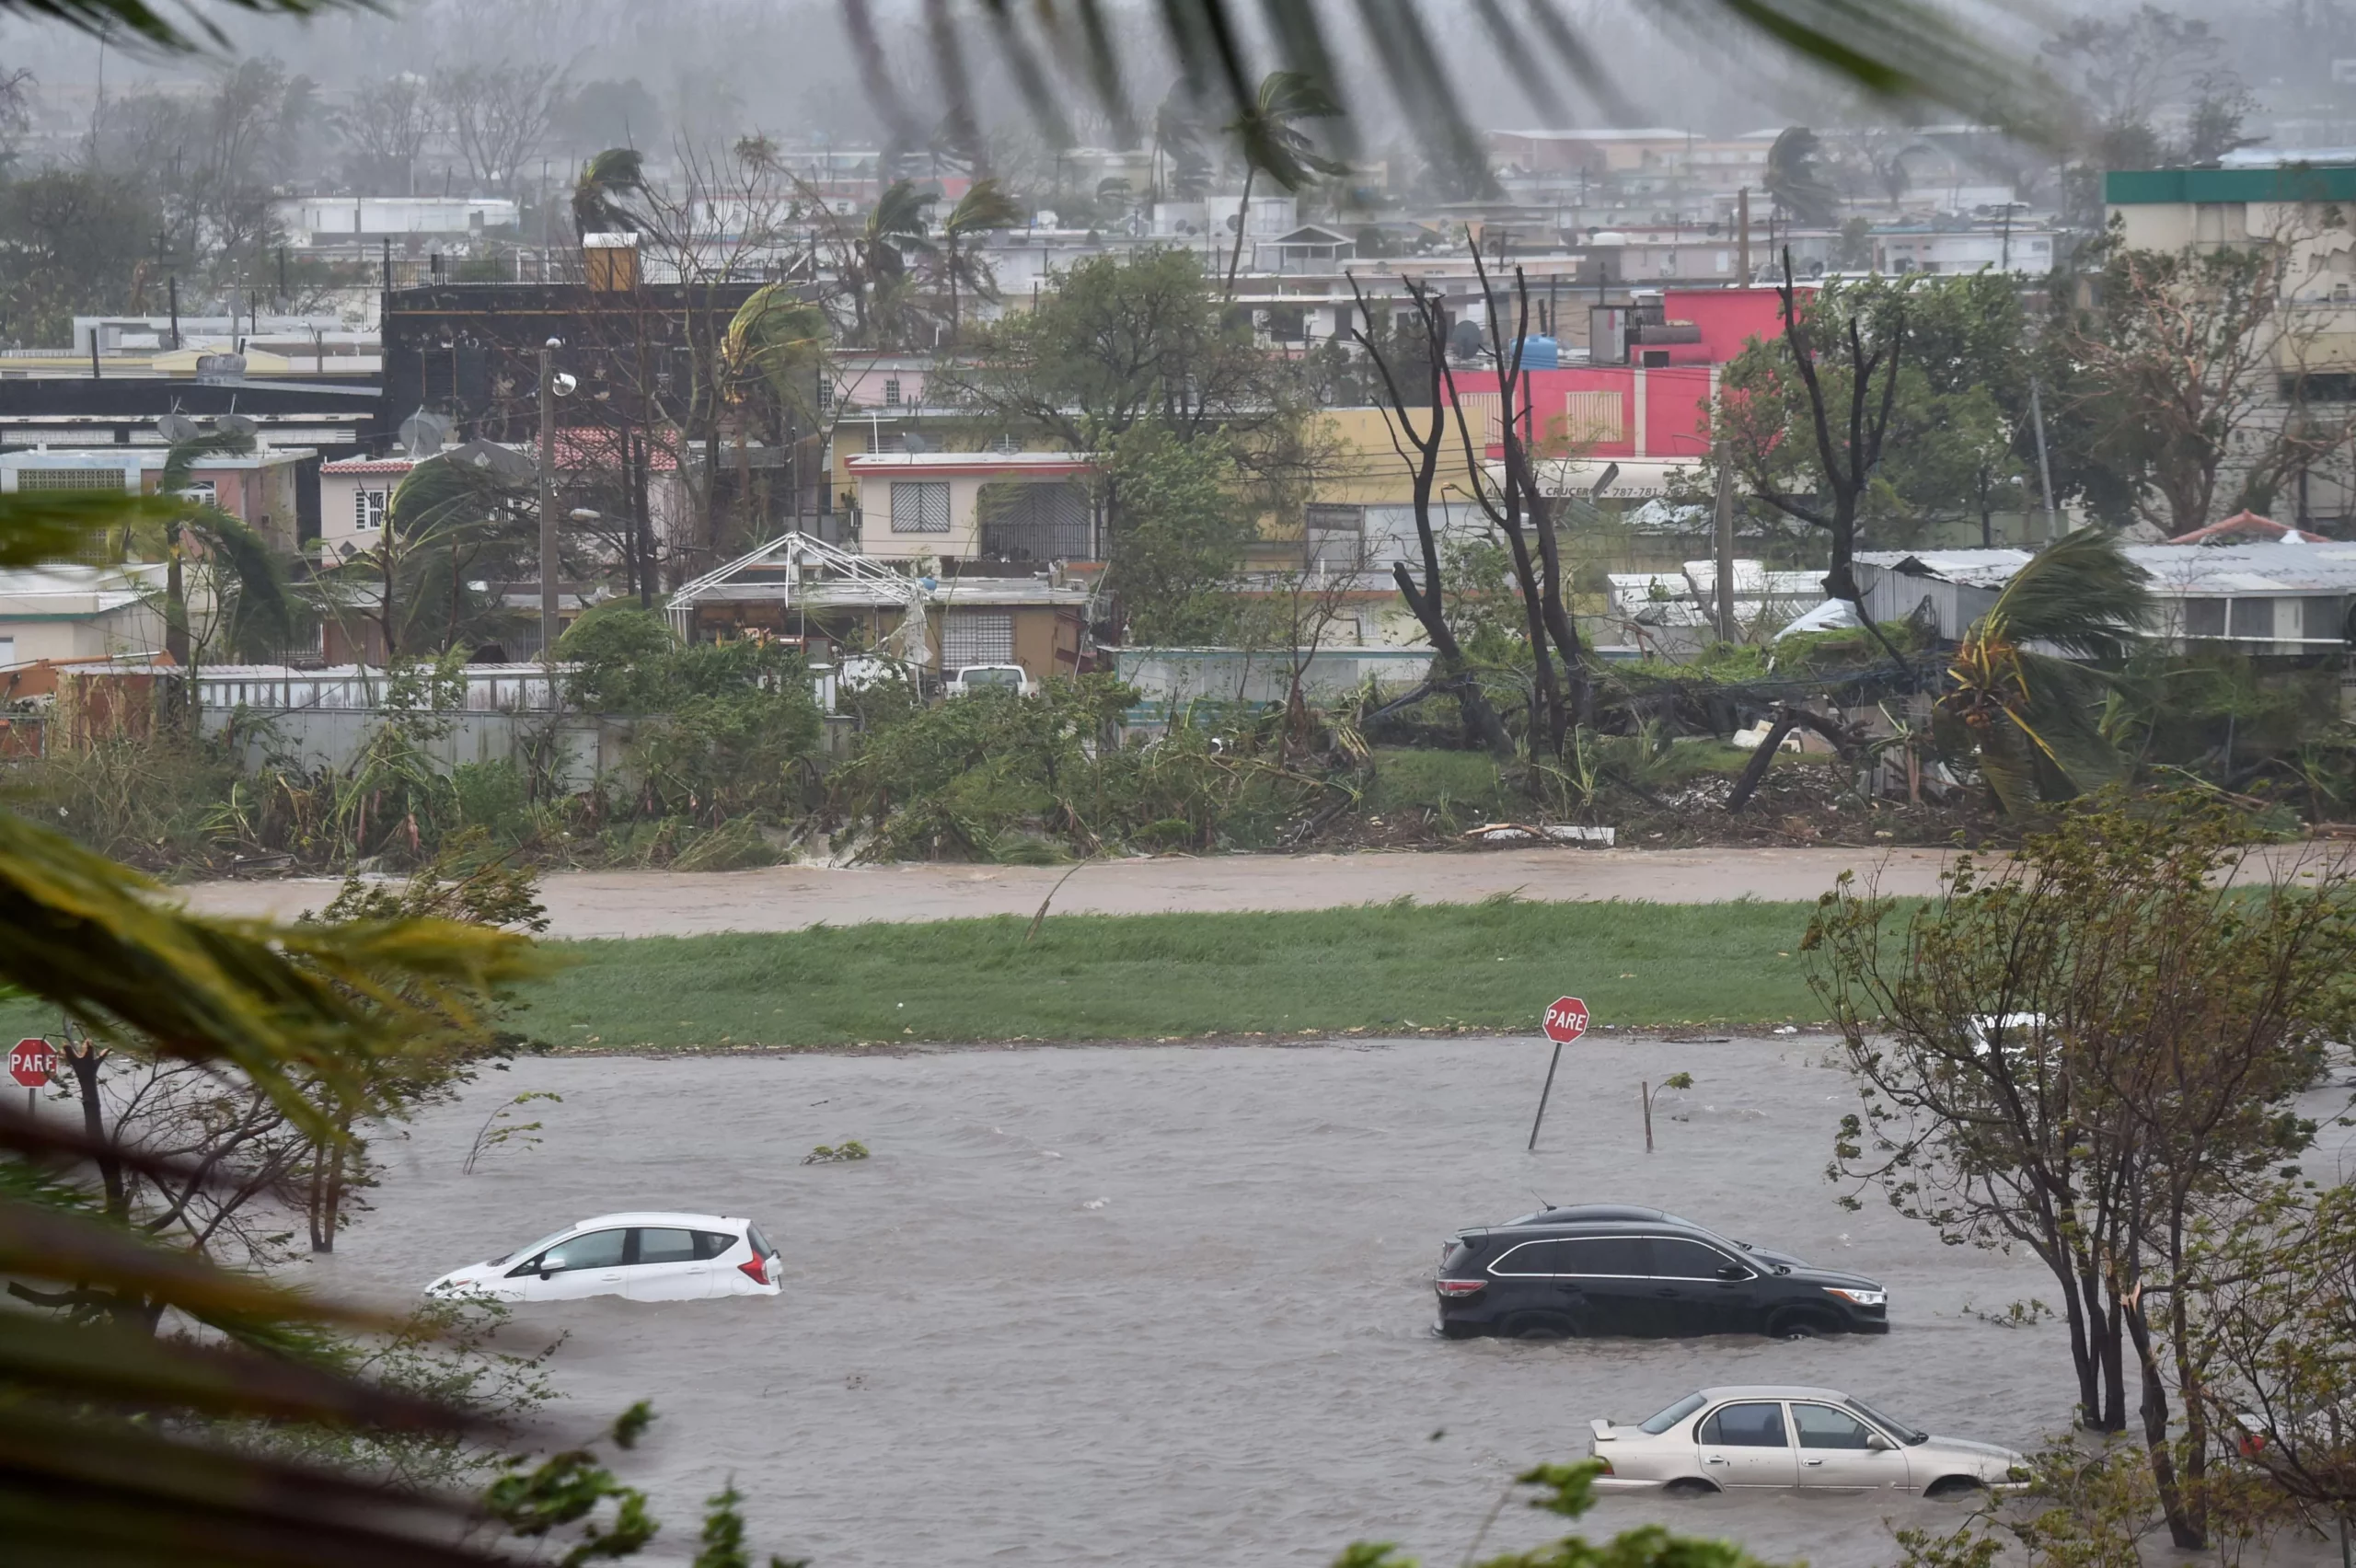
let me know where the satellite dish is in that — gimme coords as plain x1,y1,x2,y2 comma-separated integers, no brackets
900,432,931,455
156,413,202,444
398,409,451,455
214,414,259,439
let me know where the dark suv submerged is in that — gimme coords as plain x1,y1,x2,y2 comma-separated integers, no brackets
1435,1204,1888,1341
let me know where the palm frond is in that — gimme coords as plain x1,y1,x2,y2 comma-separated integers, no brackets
0,490,174,567
1986,527,2152,661
0,0,375,52
1224,68,1347,192
0,812,543,1137
972,0,2056,176
572,148,647,239
944,178,1022,237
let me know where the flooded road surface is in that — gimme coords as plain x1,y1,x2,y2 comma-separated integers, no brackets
176,847,1962,935
308,1038,2348,1566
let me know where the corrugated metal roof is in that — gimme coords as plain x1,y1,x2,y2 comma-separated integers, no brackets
1862,543,2356,596
1857,548,2034,587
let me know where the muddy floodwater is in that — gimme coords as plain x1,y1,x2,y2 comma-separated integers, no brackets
309,1038,2351,1566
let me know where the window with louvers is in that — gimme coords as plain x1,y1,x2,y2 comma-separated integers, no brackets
890,480,951,533
941,609,1014,667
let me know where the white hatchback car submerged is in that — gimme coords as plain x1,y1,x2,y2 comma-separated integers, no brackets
426,1212,782,1303
1588,1386,2026,1496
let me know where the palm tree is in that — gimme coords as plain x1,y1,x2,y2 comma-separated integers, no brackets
1218,70,1345,300
1149,83,1211,202
721,282,832,536
842,178,930,346
930,177,1023,339
572,146,646,241
1762,126,1843,230
1937,528,2152,816
134,429,298,676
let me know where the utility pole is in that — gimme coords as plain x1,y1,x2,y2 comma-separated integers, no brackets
1713,439,1738,642
1737,187,1750,285
539,340,560,670
2028,375,2060,542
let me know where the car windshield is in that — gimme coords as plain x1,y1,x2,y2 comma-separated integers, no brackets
962,668,1022,688
1845,1397,1929,1446
1640,1392,1709,1434
493,1228,575,1266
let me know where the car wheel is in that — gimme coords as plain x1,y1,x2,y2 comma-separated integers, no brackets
1507,1312,1576,1340
1663,1478,1718,1498
1924,1476,1984,1499
1765,1309,1833,1340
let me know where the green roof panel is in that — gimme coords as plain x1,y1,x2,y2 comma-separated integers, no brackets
2106,166,2356,204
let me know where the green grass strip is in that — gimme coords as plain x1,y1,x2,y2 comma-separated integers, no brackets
519,897,1825,1051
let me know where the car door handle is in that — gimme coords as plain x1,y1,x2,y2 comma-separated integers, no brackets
1653,1288,1678,1297
1704,1456,1728,1466
1804,1458,1824,1467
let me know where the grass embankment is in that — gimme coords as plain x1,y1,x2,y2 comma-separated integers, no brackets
522,897,1825,1051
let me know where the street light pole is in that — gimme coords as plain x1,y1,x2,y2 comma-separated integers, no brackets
538,339,560,672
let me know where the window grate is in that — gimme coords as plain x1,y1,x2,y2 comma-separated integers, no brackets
890,480,950,533
19,467,125,490
941,609,1013,666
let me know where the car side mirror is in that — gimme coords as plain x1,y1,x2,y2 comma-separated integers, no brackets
1715,1264,1750,1280
1866,1433,1895,1451
539,1269,555,1281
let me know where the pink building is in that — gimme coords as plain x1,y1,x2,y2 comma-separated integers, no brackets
1444,287,1785,494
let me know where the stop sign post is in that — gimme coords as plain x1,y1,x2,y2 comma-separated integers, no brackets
1528,997,1589,1151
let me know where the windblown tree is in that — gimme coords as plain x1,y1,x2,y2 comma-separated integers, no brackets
572,145,647,241
137,427,299,674
1808,790,2352,1551
1762,126,1843,228
935,248,1272,444
1934,529,2150,816
1710,254,1910,649
837,177,930,346
2067,234,2356,536
1709,269,2038,551
1218,70,1346,298
1150,82,1213,202
927,176,1022,338
344,449,537,658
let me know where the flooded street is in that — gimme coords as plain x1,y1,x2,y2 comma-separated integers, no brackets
309,1038,2349,1566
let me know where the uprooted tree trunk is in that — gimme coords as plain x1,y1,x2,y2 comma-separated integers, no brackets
1725,703,1871,813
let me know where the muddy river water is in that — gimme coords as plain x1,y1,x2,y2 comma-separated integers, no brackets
308,1037,2351,1566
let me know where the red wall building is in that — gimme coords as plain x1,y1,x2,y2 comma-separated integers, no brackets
1445,287,1786,495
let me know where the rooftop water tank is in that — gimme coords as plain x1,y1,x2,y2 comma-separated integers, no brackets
1518,334,1559,370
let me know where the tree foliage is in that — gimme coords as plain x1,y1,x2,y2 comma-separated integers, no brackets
1103,420,1252,645
1807,791,2353,1548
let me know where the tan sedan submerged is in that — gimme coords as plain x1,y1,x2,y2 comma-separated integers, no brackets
1588,1386,2026,1496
